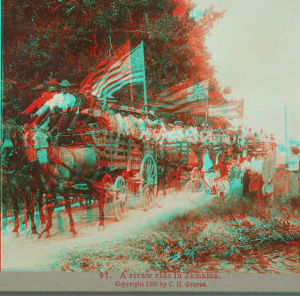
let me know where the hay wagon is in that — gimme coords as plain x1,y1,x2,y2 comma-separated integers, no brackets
46,110,158,221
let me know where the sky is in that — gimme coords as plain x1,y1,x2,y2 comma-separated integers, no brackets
193,0,300,145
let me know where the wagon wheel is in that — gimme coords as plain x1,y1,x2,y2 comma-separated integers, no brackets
113,176,127,221
249,179,261,195
140,154,157,210
184,178,207,203
262,182,274,196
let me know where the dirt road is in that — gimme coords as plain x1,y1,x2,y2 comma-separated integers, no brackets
1,190,206,271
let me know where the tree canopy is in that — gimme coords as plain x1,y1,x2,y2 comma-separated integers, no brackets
2,0,226,118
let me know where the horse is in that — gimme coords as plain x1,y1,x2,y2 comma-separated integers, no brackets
1,123,43,235
34,114,107,238
31,122,77,238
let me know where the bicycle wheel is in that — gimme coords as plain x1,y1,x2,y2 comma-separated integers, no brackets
184,178,207,203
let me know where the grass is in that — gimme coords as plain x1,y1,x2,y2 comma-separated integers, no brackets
52,194,300,272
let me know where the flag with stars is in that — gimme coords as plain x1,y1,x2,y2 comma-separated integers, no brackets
101,42,145,99
80,42,145,100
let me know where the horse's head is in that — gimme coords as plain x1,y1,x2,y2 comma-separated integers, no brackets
2,123,24,157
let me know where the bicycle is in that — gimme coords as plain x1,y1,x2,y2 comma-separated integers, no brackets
184,166,230,203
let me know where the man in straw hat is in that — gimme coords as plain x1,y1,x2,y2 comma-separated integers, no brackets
35,79,76,118
23,78,59,117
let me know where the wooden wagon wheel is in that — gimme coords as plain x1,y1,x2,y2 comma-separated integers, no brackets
184,178,206,203
249,178,261,195
139,154,157,210
113,176,127,221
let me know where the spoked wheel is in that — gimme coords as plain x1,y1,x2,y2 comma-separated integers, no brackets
140,154,157,210
184,178,207,203
113,176,127,221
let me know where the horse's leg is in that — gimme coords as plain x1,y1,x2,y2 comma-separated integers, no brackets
25,185,38,235
37,182,46,225
63,192,76,235
11,187,20,234
52,190,64,233
39,189,54,238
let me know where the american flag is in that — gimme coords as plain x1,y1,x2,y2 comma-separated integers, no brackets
80,41,145,100
80,41,131,95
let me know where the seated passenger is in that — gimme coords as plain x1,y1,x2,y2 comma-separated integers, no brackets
171,121,184,143
134,110,147,140
185,121,198,144
151,122,161,143
158,120,168,146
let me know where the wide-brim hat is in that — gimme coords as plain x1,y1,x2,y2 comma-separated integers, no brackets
47,79,59,85
59,80,72,87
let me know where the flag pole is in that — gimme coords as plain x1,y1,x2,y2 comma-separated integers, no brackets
141,41,147,115
128,40,134,108
285,105,288,161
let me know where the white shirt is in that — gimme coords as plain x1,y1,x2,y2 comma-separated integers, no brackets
36,93,77,116
115,113,126,136
202,152,213,172
171,127,184,142
185,126,198,144
249,157,263,174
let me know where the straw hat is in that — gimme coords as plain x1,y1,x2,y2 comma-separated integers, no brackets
59,80,72,87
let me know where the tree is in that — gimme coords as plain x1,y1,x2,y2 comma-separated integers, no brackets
2,0,225,116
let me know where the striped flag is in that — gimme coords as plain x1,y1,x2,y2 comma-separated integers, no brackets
148,80,208,113
98,43,146,99
80,41,146,101
193,99,244,119
80,41,131,96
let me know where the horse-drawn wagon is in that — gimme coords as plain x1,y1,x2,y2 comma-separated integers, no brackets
43,109,159,224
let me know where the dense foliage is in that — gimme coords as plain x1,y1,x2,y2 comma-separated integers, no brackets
2,0,225,117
